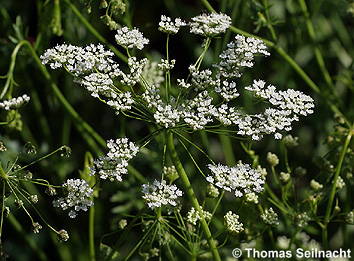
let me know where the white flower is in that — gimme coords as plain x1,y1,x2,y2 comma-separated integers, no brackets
245,79,314,116
206,162,265,198
261,207,279,225
177,79,191,88
336,176,346,189
310,179,323,191
224,211,244,234
90,138,139,182
216,35,269,78
277,236,290,249
158,59,176,71
0,94,30,110
187,207,212,225
53,179,94,218
215,80,239,101
41,44,116,76
106,138,139,160
190,13,231,37
159,15,186,34
115,26,149,50
142,180,183,209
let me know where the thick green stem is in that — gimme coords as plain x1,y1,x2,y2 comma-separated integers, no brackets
322,125,353,247
63,0,127,63
166,132,221,261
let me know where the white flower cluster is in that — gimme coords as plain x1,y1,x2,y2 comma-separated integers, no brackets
53,179,94,218
41,14,314,141
261,207,279,225
158,59,176,71
0,94,30,110
189,13,231,37
142,180,183,209
142,61,165,87
206,162,265,201
90,138,139,182
224,211,244,234
159,15,186,34
40,44,116,75
187,207,212,225
115,26,149,50
216,35,270,78
41,44,148,115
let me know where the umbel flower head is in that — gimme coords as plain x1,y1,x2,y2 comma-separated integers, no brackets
0,94,30,111
142,179,183,209
206,161,265,201
115,26,149,50
189,13,232,37
53,179,94,218
90,138,139,182
41,13,314,141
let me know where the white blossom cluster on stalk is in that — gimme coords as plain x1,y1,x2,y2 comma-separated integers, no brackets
0,94,30,110
159,15,186,34
53,179,94,218
187,207,212,225
41,12,314,141
141,180,183,209
40,43,146,115
261,207,279,225
206,162,265,201
224,211,244,234
90,138,139,182
115,26,149,50
189,13,232,37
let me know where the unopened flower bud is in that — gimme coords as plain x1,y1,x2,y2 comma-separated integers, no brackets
30,195,39,203
58,229,69,241
280,172,290,183
119,219,127,229
295,166,307,176
267,152,279,167
206,184,219,198
32,222,42,234
310,179,323,191
45,186,57,196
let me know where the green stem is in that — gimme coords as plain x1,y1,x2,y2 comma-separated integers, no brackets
0,164,8,180
166,132,221,261
262,0,277,42
63,0,127,63
89,203,96,261
0,41,27,99
322,125,353,247
297,0,334,89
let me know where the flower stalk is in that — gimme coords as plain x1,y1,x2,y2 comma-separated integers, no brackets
166,131,221,261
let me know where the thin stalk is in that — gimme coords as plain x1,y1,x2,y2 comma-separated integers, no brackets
297,0,334,89
166,132,221,261
0,183,5,240
322,125,353,247
165,34,170,101
89,203,96,261
262,0,277,42
0,40,27,99
63,0,127,63
8,215,48,261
